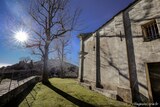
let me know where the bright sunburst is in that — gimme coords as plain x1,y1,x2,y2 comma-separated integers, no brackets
14,30,28,43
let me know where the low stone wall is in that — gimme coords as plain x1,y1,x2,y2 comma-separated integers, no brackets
0,76,40,107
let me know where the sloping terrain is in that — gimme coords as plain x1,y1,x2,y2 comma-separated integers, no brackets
19,78,133,107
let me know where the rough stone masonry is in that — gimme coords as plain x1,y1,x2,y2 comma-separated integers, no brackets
79,0,160,104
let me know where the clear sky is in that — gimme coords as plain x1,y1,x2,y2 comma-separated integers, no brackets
0,0,134,67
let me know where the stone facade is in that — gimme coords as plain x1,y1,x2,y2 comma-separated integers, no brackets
79,0,160,104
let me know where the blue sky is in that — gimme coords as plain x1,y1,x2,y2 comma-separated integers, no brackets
0,0,134,67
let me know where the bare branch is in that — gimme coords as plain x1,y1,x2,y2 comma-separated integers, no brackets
29,12,46,29
31,28,46,42
27,0,80,81
38,0,49,13
32,50,43,57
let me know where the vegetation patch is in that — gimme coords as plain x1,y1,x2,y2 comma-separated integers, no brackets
19,78,133,107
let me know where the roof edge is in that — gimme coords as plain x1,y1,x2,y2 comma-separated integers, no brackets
78,0,141,40
93,0,141,33
78,33,93,41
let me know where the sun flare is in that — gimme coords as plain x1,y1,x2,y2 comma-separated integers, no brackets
14,30,28,43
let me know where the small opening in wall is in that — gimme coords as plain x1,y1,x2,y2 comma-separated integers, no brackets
142,20,160,41
93,45,95,51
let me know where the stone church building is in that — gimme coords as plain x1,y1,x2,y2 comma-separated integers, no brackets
79,0,160,104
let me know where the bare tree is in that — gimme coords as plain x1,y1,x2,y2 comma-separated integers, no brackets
26,0,80,83
19,57,31,63
54,35,70,77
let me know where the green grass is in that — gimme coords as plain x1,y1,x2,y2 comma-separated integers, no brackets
19,78,133,107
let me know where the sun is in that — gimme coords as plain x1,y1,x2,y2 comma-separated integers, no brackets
14,30,28,43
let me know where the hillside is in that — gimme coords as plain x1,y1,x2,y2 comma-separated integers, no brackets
33,59,79,77
0,59,79,78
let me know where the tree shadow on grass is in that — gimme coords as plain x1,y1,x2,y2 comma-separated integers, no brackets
2,83,36,107
44,82,95,107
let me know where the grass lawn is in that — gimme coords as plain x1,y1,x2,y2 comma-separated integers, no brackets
19,78,133,107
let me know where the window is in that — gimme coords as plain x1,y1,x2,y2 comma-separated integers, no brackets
142,20,160,41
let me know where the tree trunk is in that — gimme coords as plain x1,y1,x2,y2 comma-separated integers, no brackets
61,46,64,78
42,44,49,84
60,61,64,78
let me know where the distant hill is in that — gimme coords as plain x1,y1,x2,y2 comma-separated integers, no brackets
33,59,79,78
0,59,79,79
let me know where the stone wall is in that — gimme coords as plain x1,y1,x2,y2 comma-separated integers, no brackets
79,0,160,104
98,13,131,103
83,36,96,84
81,13,131,102
126,0,160,102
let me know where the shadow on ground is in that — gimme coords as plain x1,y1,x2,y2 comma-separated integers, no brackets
3,83,36,107
45,81,95,107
